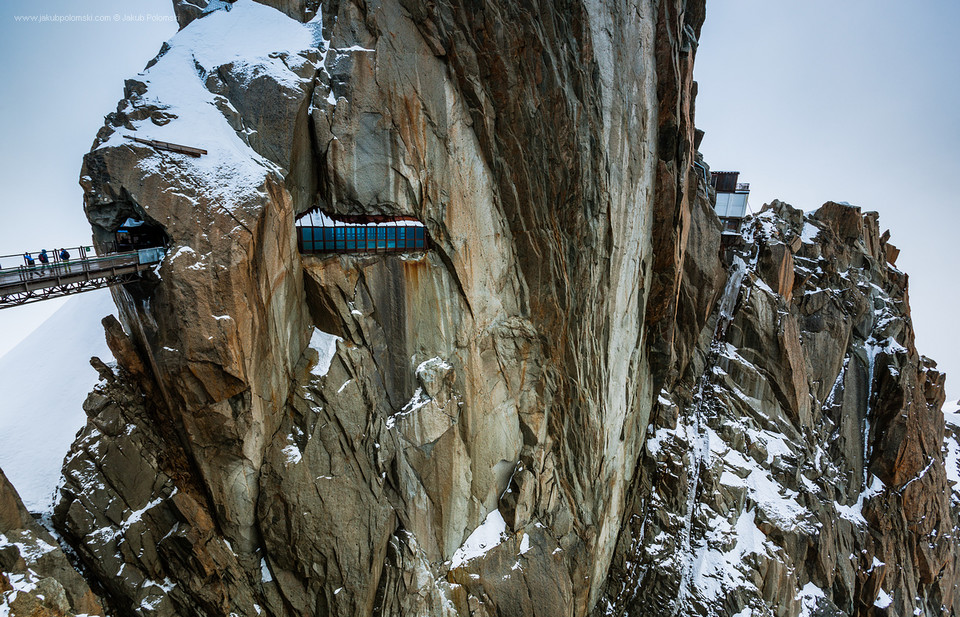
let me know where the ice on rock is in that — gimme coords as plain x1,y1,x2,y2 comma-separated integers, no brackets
385,387,430,429
519,533,531,555
835,475,884,526
282,434,302,465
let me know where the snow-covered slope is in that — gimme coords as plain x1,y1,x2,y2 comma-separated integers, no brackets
95,0,324,203
0,290,115,513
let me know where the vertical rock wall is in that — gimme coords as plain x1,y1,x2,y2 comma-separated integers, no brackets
54,0,710,615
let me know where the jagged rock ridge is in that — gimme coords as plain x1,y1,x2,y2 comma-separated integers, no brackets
600,200,959,616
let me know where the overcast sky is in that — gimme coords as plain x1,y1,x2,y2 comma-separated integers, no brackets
0,1,956,403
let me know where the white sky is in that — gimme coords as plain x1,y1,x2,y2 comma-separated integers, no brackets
0,1,956,403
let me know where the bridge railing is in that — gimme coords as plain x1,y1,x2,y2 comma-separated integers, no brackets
0,245,98,278
297,225,430,254
0,245,95,270
0,244,165,284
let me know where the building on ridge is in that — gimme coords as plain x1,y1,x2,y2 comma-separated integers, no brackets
711,171,750,235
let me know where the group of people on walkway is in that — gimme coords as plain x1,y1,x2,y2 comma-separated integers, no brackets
19,248,71,276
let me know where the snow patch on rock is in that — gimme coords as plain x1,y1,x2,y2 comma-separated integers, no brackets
309,328,340,377
450,509,509,569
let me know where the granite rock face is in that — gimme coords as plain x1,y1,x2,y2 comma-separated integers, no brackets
31,0,959,615
0,467,102,616
599,200,960,616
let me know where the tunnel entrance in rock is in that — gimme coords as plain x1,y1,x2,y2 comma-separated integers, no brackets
113,218,168,252
295,208,430,254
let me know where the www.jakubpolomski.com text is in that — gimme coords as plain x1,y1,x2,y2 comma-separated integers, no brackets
13,14,175,24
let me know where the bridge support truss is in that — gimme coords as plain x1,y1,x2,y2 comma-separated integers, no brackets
0,272,146,309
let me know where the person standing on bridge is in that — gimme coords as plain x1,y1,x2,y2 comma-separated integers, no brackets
23,252,38,278
38,249,49,274
59,248,70,271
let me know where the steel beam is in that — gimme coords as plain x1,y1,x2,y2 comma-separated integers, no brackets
0,268,150,310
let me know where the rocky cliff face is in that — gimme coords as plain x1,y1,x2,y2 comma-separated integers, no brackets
17,0,955,615
0,467,102,616
599,200,960,616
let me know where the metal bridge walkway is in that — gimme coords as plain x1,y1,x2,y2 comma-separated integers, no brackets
0,247,165,309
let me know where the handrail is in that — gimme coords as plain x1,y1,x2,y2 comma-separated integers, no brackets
0,243,166,309
0,245,100,270
1,255,131,283
0,245,165,284
693,161,709,186
0,242,161,271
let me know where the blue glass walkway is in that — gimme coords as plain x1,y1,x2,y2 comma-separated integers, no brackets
297,225,429,254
